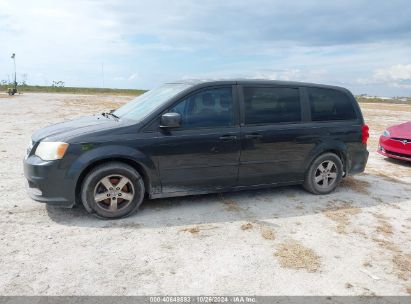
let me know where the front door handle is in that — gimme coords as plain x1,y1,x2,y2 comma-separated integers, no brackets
219,134,237,141
245,133,263,139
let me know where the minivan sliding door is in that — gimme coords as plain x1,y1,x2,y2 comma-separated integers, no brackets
238,85,309,186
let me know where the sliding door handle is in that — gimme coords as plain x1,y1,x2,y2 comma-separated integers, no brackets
245,133,263,139
219,135,237,141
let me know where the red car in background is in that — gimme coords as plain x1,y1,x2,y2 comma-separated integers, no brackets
378,121,411,162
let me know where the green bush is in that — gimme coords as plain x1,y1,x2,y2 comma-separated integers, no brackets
0,85,146,96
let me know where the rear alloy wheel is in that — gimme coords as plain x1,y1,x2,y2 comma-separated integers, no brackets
81,162,145,219
314,160,338,189
303,153,343,195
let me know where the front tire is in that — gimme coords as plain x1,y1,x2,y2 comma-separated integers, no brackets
81,162,145,219
303,153,343,195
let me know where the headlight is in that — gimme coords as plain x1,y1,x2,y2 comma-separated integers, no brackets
35,142,69,161
382,129,390,137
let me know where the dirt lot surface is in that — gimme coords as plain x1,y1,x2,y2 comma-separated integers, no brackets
0,93,410,295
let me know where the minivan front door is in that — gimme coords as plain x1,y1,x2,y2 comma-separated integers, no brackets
154,86,241,195
238,86,310,186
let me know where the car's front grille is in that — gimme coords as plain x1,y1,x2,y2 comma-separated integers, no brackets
385,149,411,159
391,138,411,145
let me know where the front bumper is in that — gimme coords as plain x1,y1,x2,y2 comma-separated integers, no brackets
23,155,76,207
378,136,411,162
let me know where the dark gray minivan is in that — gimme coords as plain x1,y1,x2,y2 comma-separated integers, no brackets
24,80,369,218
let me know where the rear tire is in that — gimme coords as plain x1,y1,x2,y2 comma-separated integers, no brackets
303,153,343,195
81,162,145,219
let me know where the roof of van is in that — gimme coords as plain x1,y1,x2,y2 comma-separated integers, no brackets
165,79,349,92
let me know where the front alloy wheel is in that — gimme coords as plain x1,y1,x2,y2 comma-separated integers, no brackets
81,162,145,219
94,175,135,212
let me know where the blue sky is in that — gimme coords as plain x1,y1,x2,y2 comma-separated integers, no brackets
1,0,411,96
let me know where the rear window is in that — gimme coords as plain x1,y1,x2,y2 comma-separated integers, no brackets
243,87,301,125
308,88,357,121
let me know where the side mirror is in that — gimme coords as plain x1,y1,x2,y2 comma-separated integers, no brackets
160,112,181,128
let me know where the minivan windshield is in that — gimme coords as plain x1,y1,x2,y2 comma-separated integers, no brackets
113,83,192,121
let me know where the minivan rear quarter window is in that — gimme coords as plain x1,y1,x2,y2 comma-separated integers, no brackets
308,87,357,121
243,87,301,124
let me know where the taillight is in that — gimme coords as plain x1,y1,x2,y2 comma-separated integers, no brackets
362,124,369,144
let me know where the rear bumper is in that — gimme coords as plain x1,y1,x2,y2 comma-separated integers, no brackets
347,145,369,175
23,155,75,207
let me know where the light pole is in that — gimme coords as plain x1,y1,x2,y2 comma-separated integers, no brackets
11,53,16,87
8,53,17,95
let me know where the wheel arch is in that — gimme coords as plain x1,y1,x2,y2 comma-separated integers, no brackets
74,157,153,205
304,144,348,177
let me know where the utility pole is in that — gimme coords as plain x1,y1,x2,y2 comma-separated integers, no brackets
101,62,105,88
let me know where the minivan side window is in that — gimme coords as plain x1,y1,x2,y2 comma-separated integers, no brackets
169,87,234,128
308,88,357,121
243,87,301,125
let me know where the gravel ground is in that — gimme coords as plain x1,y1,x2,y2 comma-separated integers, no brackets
0,93,410,295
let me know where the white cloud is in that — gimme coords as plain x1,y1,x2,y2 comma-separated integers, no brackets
357,64,411,89
128,73,138,81
374,64,411,82
252,69,301,81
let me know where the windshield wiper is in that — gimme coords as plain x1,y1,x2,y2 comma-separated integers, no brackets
101,111,119,119
109,109,119,118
